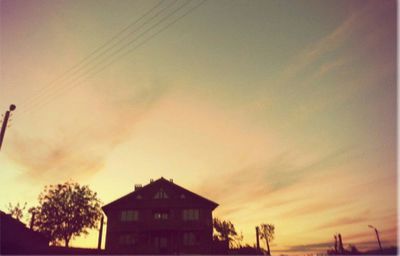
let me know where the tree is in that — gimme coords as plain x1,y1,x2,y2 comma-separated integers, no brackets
30,182,102,247
232,231,244,248
7,202,27,221
213,217,239,248
258,223,275,255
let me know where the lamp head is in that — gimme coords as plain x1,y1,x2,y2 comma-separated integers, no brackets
9,104,16,111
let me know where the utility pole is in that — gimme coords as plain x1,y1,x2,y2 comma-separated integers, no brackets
338,233,344,254
98,215,104,250
334,235,338,254
368,225,383,252
0,104,16,151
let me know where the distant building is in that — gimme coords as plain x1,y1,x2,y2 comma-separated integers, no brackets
0,210,49,254
102,177,218,254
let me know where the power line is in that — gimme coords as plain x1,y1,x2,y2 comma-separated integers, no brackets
20,0,208,156
20,0,205,117
19,0,188,115
19,0,168,111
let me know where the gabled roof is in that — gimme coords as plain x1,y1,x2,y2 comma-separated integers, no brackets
102,177,218,213
0,210,49,243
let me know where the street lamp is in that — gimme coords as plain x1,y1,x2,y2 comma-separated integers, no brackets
368,225,383,252
0,104,16,151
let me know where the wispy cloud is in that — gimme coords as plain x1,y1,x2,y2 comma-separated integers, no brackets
281,199,352,219
279,0,391,83
316,210,370,230
345,226,397,241
276,238,396,254
6,80,169,182
252,0,396,126
198,147,355,215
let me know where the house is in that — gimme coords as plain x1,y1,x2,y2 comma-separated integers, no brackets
0,210,49,254
102,177,218,254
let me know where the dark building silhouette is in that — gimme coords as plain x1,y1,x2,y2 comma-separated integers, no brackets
102,177,218,254
0,210,49,254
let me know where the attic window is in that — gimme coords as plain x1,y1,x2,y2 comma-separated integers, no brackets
180,194,186,199
136,195,143,199
154,188,168,199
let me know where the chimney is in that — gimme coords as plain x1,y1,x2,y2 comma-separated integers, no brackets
134,184,142,191
169,179,173,183
150,179,154,183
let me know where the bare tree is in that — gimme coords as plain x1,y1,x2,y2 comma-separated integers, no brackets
7,202,27,221
258,223,275,255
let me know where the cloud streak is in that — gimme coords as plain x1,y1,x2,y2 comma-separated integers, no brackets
6,79,169,182
198,147,355,216
316,210,370,230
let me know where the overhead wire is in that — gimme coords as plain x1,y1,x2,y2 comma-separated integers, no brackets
19,0,200,117
18,0,172,112
26,0,208,173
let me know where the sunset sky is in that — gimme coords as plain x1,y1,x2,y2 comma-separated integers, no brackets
0,0,397,254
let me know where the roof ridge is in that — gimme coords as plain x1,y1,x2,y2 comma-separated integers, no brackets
102,177,218,211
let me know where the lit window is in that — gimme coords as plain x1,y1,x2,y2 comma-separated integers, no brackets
121,210,138,222
180,194,186,199
154,211,169,220
183,209,199,221
183,232,196,246
154,188,168,199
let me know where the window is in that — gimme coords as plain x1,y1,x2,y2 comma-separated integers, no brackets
154,188,168,199
183,209,199,221
154,237,168,248
183,232,196,246
120,210,138,222
154,211,169,220
118,234,136,245
180,194,186,199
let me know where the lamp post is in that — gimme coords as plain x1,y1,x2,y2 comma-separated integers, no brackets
0,104,16,151
368,225,383,252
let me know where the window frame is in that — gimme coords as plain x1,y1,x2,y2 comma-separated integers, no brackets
153,210,169,220
120,210,139,222
183,232,197,246
154,188,169,199
182,209,200,221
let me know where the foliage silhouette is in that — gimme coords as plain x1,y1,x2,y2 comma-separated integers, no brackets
258,223,275,255
213,217,242,248
7,202,27,221
30,182,102,247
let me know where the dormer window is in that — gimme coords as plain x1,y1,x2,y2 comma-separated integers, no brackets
154,188,168,199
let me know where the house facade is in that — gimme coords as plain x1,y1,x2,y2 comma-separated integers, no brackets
102,177,218,254
0,211,49,254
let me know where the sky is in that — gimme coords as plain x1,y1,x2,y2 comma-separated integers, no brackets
0,0,397,254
